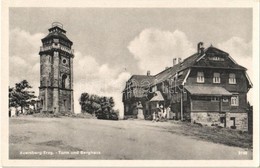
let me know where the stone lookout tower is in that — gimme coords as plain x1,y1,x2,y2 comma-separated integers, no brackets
38,22,74,114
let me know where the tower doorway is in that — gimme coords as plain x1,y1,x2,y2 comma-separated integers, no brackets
62,74,67,88
63,99,67,111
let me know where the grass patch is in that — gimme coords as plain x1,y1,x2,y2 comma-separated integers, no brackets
158,121,252,149
32,112,96,119
9,118,38,124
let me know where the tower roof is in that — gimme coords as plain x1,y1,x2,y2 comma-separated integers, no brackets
41,22,73,44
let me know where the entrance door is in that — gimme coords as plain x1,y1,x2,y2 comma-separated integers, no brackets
220,116,226,127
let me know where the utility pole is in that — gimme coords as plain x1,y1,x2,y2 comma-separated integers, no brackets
177,84,184,121
180,88,183,121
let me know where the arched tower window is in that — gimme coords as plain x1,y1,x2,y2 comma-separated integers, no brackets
62,74,67,88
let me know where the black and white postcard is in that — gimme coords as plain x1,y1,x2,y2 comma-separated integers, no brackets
1,0,259,167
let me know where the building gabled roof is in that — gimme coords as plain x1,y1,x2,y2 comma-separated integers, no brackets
124,45,252,91
150,46,248,86
122,75,155,92
194,46,247,70
245,72,253,88
150,53,200,86
129,75,155,86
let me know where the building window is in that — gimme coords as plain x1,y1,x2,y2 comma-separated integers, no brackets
220,116,226,127
213,56,220,61
209,56,225,61
220,117,225,124
229,73,236,84
223,97,229,102
152,85,157,92
211,96,220,102
230,117,236,129
213,72,220,83
197,72,204,83
231,95,239,106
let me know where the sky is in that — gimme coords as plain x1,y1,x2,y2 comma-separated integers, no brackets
9,8,253,114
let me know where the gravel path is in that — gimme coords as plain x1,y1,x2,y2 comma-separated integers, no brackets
9,117,252,160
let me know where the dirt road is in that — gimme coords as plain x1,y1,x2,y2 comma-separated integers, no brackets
9,117,252,160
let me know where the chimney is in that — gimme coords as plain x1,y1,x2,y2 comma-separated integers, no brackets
200,47,205,55
178,58,182,63
147,70,151,76
197,42,204,54
165,67,169,70
173,58,177,66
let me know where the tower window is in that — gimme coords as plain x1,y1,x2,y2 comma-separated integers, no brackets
54,39,59,43
213,72,220,83
63,59,67,64
62,74,67,88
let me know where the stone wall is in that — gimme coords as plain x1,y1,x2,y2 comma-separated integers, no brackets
191,112,248,131
191,112,221,125
59,89,72,113
53,52,59,87
39,88,54,112
40,54,53,87
226,112,248,131
53,88,59,113
39,89,45,110
46,88,53,111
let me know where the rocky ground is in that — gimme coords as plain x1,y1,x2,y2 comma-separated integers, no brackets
9,116,252,160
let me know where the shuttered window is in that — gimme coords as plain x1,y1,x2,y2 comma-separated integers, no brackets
197,72,204,83
231,95,239,106
229,73,236,84
213,73,220,83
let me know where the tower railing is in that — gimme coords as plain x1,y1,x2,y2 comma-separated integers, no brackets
40,44,74,54
52,22,63,29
